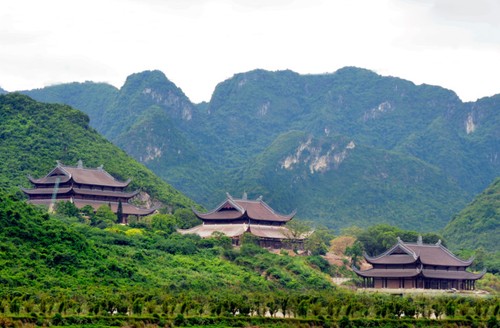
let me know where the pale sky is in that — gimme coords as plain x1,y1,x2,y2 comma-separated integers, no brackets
1,0,499,103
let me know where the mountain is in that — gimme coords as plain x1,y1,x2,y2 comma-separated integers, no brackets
234,131,466,230
20,67,500,232
443,177,500,252
0,93,195,210
23,81,119,128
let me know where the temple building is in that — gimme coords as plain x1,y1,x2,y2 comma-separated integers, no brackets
22,161,155,222
353,237,486,290
179,193,304,248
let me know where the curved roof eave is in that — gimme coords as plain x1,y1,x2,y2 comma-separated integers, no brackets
363,239,417,263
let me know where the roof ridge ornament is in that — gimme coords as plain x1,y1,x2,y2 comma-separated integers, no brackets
257,195,263,201
417,235,423,245
77,159,83,169
397,236,402,243
242,191,247,200
436,239,442,246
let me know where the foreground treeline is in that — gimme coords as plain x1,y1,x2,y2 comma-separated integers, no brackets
0,291,498,327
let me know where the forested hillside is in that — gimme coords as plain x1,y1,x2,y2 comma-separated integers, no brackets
0,93,194,210
444,178,500,252
22,67,500,232
0,190,498,327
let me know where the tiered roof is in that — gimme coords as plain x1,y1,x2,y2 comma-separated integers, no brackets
22,187,139,198
24,161,155,217
180,193,303,243
179,223,294,239
28,162,130,188
354,237,485,281
364,237,474,266
193,193,296,223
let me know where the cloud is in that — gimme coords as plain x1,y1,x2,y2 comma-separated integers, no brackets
0,0,499,102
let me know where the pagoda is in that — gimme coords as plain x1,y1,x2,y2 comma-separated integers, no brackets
23,160,155,222
353,237,486,290
179,193,303,248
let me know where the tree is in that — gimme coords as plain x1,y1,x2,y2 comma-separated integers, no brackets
285,219,313,251
55,201,80,218
173,208,201,229
92,204,116,228
304,226,334,255
150,213,177,234
116,200,123,223
345,241,364,267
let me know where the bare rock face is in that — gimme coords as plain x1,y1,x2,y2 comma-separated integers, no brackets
281,137,356,174
131,191,163,210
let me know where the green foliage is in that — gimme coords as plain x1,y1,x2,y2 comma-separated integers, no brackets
55,201,81,218
0,188,348,307
0,93,196,213
444,177,500,252
345,241,363,267
92,204,116,228
353,224,445,256
22,69,500,236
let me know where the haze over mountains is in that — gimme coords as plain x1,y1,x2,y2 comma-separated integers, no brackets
20,67,500,232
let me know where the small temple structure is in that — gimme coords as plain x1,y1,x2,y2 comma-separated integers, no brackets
353,237,486,290
22,160,155,222
179,193,304,248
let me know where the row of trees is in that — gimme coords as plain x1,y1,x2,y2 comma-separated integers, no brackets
1,290,498,321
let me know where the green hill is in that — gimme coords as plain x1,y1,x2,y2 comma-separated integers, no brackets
443,177,500,252
21,67,500,233
234,131,467,230
0,93,193,210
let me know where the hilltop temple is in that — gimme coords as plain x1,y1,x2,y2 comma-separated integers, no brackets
179,193,304,248
22,160,155,222
353,237,485,290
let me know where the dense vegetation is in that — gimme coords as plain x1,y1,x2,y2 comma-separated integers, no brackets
0,93,194,210
22,67,500,232
443,178,500,275
444,178,500,252
0,189,498,328
0,92,498,327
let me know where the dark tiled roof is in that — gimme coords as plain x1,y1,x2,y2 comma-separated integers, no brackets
404,243,473,266
72,188,139,198
353,266,485,280
353,267,421,278
364,238,473,267
29,163,130,188
421,269,486,280
29,175,71,184
194,193,295,222
22,187,72,195
22,187,138,198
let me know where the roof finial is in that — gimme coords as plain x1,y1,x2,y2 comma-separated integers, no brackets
56,160,61,167
242,191,247,200
77,159,83,168
436,239,442,246
98,164,104,170
417,235,423,245
257,195,263,201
